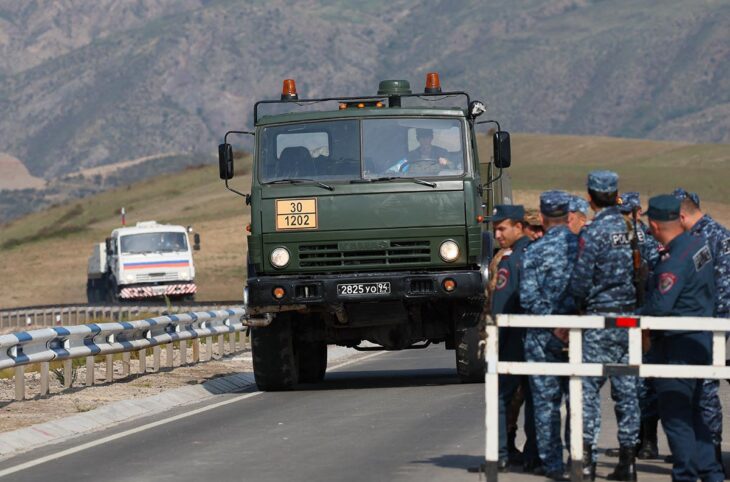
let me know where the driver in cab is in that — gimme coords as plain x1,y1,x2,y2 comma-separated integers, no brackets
407,128,451,168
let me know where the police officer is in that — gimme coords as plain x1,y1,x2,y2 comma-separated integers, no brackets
642,194,724,482
489,205,537,471
618,191,663,460
568,195,591,235
674,188,730,475
520,190,578,481
569,171,639,481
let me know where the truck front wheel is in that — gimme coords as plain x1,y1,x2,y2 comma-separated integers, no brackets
454,302,485,383
251,313,298,391
296,339,327,384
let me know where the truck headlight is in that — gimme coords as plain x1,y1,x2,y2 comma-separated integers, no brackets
270,247,290,268
439,240,459,262
124,273,135,283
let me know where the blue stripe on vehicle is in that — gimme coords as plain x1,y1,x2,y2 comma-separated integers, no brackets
123,260,189,267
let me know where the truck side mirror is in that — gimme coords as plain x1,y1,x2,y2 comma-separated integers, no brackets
105,237,114,255
193,233,201,251
219,143,234,180
493,131,511,169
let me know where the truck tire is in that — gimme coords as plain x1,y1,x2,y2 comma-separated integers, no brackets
454,302,485,383
86,279,97,303
251,313,298,391
296,340,327,384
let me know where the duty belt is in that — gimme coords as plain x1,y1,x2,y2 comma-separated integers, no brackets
589,304,636,314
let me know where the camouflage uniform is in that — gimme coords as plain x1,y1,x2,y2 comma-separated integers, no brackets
674,188,730,449
569,171,639,465
521,191,578,475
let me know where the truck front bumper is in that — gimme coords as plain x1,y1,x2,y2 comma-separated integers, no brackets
246,270,483,314
119,282,197,300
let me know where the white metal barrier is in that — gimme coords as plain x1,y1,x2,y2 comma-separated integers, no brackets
0,308,272,401
484,314,730,482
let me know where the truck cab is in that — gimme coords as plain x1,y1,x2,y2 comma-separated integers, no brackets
219,74,511,390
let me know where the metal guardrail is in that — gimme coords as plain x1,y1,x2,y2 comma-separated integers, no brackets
0,303,241,329
483,314,730,482
1,308,272,402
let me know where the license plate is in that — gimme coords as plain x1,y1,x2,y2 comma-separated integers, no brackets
337,282,391,296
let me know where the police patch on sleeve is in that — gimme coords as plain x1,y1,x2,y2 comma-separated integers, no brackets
658,272,677,294
611,232,631,247
693,245,712,272
722,237,730,256
495,268,510,290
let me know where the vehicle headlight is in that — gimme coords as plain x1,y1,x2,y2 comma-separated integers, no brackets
270,247,291,268
439,240,460,262
124,273,135,283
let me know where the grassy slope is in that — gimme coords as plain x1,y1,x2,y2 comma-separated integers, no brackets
1,134,729,308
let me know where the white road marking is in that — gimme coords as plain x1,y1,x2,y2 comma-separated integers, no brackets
0,348,386,478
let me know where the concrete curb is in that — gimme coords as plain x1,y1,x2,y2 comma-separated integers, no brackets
0,371,256,459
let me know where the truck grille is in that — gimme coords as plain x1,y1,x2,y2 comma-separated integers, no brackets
134,272,180,283
298,240,431,268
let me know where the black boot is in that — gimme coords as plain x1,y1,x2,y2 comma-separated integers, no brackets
637,417,659,459
716,443,727,479
607,446,638,481
507,429,523,465
581,442,596,481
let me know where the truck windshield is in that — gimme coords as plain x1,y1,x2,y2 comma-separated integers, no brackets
259,118,465,182
120,233,189,254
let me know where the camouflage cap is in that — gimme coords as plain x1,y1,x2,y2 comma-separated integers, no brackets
539,190,571,217
587,170,619,193
618,191,641,214
569,195,590,216
672,188,700,208
523,208,542,227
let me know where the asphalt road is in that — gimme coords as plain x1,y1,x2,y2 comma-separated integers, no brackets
0,346,728,481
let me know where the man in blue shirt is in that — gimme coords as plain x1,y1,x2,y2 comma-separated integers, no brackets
520,190,578,481
674,188,730,475
489,205,537,472
569,171,639,481
642,194,724,482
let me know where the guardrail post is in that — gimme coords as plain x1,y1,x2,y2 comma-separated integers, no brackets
180,339,188,365
166,343,174,367
217,335,224,358
229,332,236,354
122,352,131,377
138,349,146,374
106,354,114,383
238,331,246,351
63,359,73,389
192,338,200,363
204,336,212,361
484,322,499,482
153,346,161,371
86,356,95,386
40,362,49,396
15,366,25,401
569,328,584,482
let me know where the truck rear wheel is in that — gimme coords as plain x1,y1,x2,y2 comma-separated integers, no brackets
251,313,298,391
454,302,485,383
296,339,327,383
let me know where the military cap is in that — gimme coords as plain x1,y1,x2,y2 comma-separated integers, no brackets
569,195,590,216
618,191,641,214
672,188,700,208
587,170,619,193
646,194,680,221
488,204,525,223
524,208,542,227
540,190,571,217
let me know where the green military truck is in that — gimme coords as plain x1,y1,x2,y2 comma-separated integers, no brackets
218,74,512,390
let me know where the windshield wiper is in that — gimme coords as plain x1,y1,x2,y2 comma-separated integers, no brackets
355,176,437,188
264,179,334,191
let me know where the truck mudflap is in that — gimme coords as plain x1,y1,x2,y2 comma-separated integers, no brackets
119,283,197,300
246,270,483,311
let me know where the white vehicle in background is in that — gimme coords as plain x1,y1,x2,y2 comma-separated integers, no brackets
87,221,200,303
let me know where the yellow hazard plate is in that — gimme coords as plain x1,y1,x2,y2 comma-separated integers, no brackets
275,198,318,231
